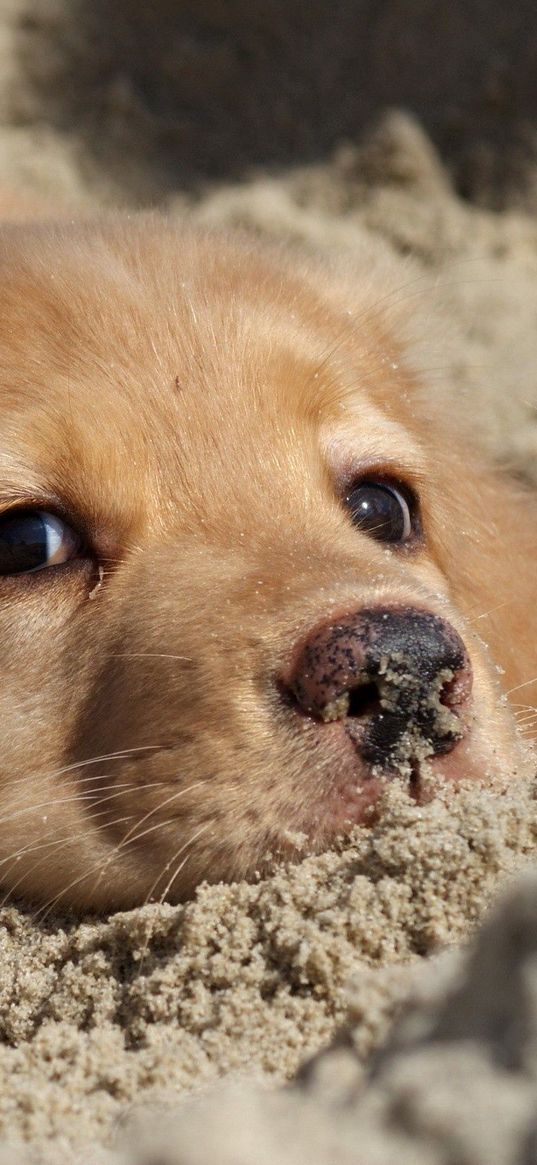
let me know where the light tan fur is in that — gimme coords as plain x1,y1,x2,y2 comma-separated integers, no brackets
0,214,533,912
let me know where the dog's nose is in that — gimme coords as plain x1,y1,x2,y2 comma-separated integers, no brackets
284,607,473,769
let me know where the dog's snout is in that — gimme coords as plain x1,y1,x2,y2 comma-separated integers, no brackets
284,607,473,769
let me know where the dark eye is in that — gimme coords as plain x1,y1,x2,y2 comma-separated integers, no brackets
344,480,415,544
0,510,81,575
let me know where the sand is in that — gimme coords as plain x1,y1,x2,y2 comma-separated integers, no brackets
0,3,536,1163
2,780,537,1163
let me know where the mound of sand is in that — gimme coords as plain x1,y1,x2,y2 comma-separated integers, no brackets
0,4,535,1163
113,871,537,1165
2,779,537,1163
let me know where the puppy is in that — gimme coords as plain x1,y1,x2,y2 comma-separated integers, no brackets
0,214,534,912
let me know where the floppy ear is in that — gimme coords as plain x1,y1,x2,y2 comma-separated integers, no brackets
437,456,537,734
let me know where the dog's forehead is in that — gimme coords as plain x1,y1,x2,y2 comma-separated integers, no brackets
0,220,423,534
0,217,409,404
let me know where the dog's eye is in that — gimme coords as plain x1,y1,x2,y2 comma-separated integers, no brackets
0,510,81,574
344,481,414,544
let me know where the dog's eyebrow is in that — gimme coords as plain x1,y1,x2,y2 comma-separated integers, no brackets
321,407,426,478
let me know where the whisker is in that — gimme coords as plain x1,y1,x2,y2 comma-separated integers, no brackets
158,823,214,905
107,653,194,661
0,781,171,903
113,814,190,851
112,781,205,853
57,782,211,912
468,599,511,624
144,821,213,908
0,814,137,908
32,788,207,922
0,806,139,872
0,780,166,829
506,677,537,696
0,784,170,909
5,746,164,793
136,825,214,971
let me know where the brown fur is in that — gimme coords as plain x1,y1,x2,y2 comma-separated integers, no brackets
0,214,533,912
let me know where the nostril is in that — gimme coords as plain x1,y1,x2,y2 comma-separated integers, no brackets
347,682,382,720
437,668,472,712
320,680,382,723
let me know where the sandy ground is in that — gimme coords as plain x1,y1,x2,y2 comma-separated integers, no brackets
0,3,536,1163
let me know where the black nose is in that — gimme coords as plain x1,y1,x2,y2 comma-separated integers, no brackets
284,607,473,770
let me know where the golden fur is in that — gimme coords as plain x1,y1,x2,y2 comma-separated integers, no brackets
0,214,533,912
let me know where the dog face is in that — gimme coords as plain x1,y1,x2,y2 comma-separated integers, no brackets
0,215,534,912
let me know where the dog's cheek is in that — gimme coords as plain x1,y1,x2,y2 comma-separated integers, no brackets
67,649,295,883
0,573,92,773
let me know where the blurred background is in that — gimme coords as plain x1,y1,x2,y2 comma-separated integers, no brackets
0,0,536,476
2,0,537,210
